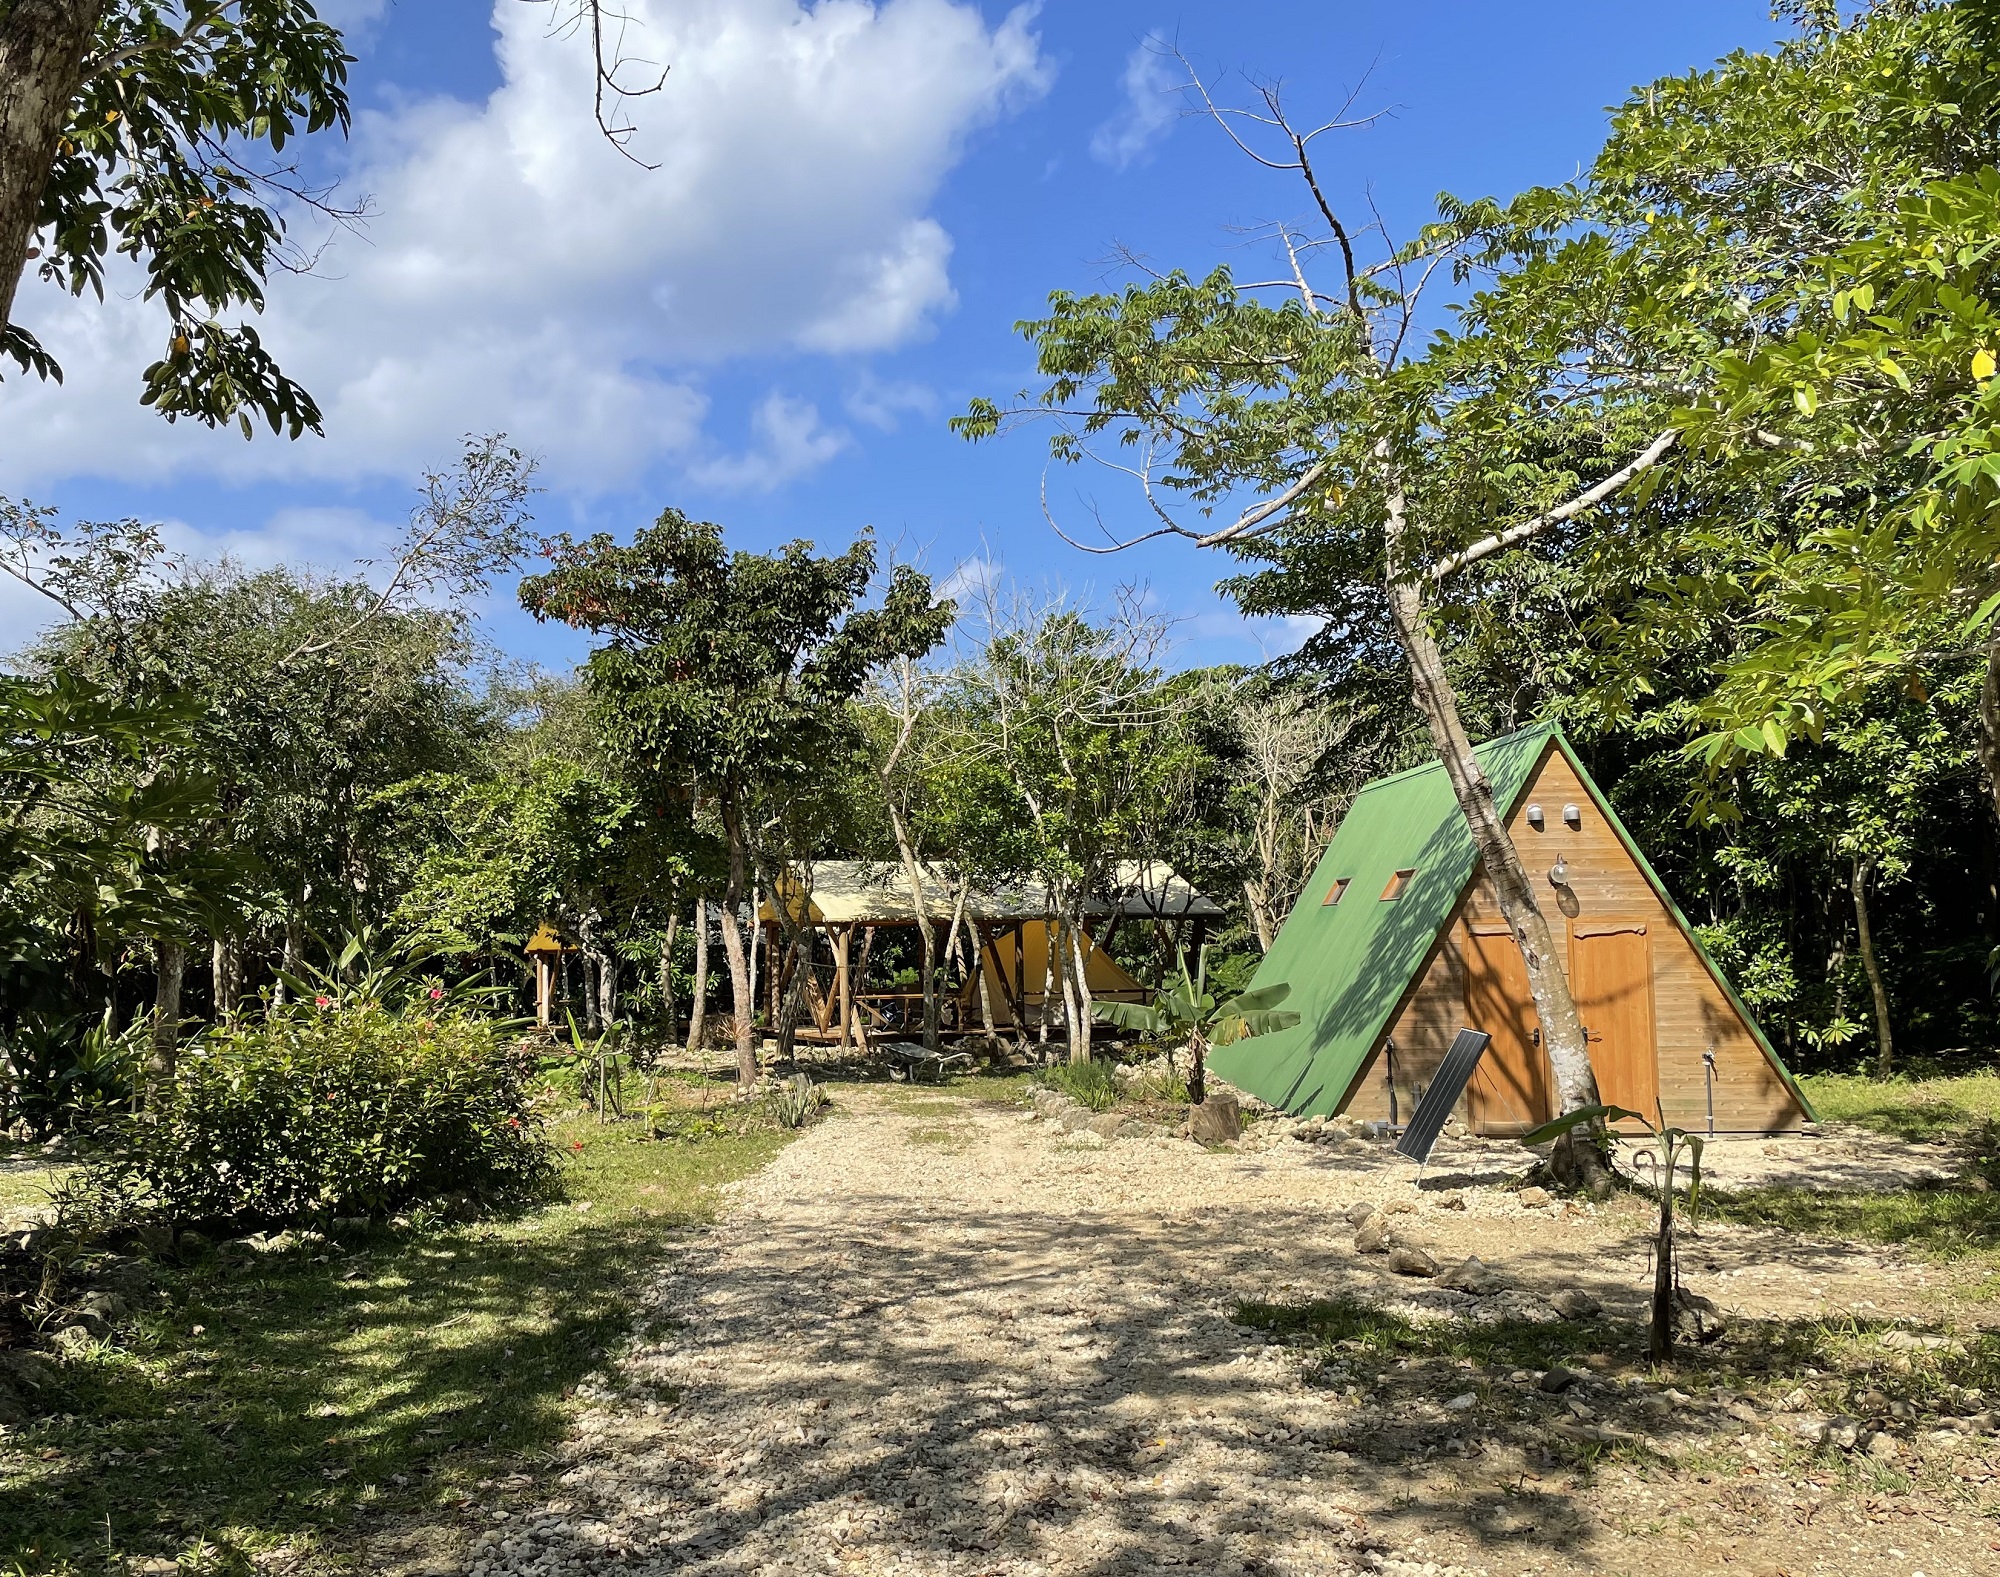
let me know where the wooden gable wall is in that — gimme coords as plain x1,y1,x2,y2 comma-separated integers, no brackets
1338,744,1805,1134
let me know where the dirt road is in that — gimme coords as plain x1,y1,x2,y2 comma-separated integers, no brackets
454,1089,1997,1577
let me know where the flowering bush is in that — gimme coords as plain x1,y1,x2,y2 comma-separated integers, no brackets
73,1001,557,1227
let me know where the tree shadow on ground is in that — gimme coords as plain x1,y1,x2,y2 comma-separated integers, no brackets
0,1129,784,1575
472,1191,2000,1577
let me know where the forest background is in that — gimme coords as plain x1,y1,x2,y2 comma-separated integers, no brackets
5,1,2000,1135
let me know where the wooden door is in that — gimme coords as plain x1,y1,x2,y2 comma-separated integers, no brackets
1570,922,1658,1125
1461,923,1551,1132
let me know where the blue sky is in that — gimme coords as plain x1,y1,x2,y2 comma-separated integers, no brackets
0,1,1791,673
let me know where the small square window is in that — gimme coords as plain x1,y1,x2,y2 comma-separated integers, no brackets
1322,878,1351,906
1380,868,1416,901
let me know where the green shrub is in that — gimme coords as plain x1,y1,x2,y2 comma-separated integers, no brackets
73,1001,556,1227
1043,1059,1120,1111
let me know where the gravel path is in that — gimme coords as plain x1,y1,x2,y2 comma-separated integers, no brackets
458,1091,1983,1577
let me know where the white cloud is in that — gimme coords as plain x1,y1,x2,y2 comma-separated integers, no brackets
0,0,1048,493
0,505,406,664
162,506,401,579
845,370,937,431
688,391,849,491
1091,37,1178,171
938,552,1002,601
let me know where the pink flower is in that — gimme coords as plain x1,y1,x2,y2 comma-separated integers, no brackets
428,986,444,1001
571,1141,585,1152
506,1117,521,1130
314,995,332,1009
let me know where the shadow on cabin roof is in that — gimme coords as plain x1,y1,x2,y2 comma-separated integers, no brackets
761,859,1223,927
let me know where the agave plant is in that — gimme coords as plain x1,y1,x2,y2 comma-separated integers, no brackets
765,1073,828,1130
1093,946,1300,1106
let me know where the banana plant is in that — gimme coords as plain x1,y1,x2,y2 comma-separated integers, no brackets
1522,1104,1708,1360
1094,946,1300,1106
565,1010,629,1124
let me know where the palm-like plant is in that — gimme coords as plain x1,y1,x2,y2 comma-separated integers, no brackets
1094,947,1300,1106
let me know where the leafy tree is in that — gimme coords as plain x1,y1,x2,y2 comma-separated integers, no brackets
0,672,242,1126
4,437,534,1100
0,4,664,432
956,596,1218,1061
957,68,1682,1185
1456,1,2000,818
520,511,953,1089
0,1,354,434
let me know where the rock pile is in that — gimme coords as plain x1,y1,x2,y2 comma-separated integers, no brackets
1025,1087,1164,1142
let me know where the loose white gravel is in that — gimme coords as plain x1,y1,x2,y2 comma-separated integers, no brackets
460,1090,1950,1577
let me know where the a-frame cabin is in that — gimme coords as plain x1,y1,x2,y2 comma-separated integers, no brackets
1209,723,1813,1135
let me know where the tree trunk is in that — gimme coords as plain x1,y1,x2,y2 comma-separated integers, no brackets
889,815,940,1052
0,1,104,333
774,931,813,1068
1188,1030,1208,1108
974,923,998,1038
717,808,759,1089
685,899,709,1056
1853,855,1895,1079
596,947,617,1033
1383,478,1610,1197
145,937,186,1104
1649,1135,1678,1362
1979,616,2000,827
274,913,303,1006
942,880,972,1041
211,935,241,1022
1244,878,1275,953
657,911,679,1050
1064,915,1094,1063
1036,919,1057,1051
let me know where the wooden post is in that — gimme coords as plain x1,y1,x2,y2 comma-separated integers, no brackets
536,955,554,1029
836,925,854,1051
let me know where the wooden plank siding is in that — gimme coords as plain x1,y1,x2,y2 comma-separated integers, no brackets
1338,743,1803,1134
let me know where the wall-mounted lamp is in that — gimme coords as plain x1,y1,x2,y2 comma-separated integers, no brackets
1525,803,1545,830
1548,854,1570,888
1562,803,1582,830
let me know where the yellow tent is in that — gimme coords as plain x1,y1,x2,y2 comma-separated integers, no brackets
970,919,1144,1028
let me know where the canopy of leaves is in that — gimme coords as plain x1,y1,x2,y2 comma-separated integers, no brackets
8,1,357,436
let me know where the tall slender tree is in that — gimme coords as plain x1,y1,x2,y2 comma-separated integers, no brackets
521,511,953,1089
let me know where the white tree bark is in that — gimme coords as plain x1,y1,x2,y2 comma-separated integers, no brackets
684,898,709,1055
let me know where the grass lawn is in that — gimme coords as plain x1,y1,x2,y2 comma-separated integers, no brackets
1802,1068,2000,1140
1705,1071,2000,1285
1,1107,789,1576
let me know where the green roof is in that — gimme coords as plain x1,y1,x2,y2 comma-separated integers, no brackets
1209,725,1556,1117
1210,721,1814,1122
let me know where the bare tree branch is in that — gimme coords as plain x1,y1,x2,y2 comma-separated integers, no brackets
1194,459,1333,547
1426,428,1680,582
525,0,671,168
277,434,540,665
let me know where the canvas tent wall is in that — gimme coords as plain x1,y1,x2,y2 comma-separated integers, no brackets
971,920,1146,1029
1207,724,1811,1135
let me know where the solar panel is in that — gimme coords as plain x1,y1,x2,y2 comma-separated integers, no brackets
1394,1028,1491,1164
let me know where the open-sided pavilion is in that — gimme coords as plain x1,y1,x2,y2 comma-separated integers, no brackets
758,860,1223,1046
